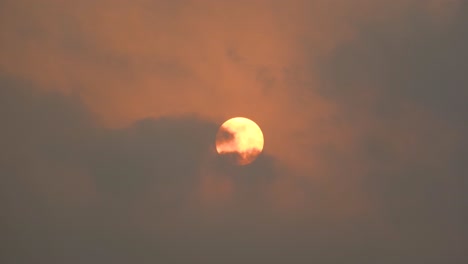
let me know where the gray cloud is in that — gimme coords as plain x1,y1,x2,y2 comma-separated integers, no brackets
0,76,285,263
317,2,468,125
308,2,468,263
1,63,466,264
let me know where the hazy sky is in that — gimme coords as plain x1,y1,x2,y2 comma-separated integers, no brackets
1,0,467,263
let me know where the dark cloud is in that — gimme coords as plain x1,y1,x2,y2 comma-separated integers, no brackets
0,76,284,263
2,69,466,263
215,125,235,144
308,2,468,263
317,1,468,125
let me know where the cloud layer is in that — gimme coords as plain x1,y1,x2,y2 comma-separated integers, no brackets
1,1,467,263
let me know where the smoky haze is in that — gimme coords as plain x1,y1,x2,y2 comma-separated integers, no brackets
1,0,467,263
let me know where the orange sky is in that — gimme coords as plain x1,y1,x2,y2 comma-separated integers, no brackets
1,0,465,210
2,0,460,171
1,0,467,262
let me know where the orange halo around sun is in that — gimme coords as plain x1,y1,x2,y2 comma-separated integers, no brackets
215,117,264,165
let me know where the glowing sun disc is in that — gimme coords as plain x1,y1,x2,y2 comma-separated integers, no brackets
216,117,264,165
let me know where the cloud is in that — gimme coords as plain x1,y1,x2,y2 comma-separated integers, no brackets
1,68,466,263
0,0,467,263
1,0,464,171
0,76,288,263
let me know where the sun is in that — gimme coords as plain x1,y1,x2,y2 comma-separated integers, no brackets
215,117,264,165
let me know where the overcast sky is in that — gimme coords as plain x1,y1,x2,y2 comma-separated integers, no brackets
1,0,467,263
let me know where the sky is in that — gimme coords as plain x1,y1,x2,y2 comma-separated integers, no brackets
0,0,467,263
